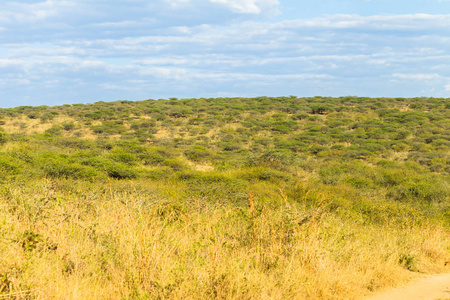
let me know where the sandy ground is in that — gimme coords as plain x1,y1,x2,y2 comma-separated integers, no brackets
365,274,450,300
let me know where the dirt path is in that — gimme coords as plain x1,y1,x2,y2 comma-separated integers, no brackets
365,274,450,300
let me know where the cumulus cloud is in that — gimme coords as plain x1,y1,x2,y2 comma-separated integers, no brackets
0,0,76,24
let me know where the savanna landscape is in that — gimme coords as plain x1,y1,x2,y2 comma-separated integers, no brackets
0,96,449,299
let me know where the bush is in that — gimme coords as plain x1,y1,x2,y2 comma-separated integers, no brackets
354,200,424,226
257,149,295,170
0,132,8,145
164,158,188,171
62,123,76,131
238,167,291,182
91,121,127,135
142,167,173,180
221,143,242,151
104,162,138,179
140,152,166,165
310,104,332,114
0,153,22,174
55,137,93,149
109,151,136,165
178,171,248,203
388,177,448,202
45,125,63,135
345,175,374,189
184,145,213,162
309,145,328,155
39,155,99,179
319,164,344,185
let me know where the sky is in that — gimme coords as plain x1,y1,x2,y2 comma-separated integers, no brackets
1,0,450,108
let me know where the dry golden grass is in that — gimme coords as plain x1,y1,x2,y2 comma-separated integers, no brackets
187,162,215,171
153,129,175,139
0,179,448,299
1,115,78,135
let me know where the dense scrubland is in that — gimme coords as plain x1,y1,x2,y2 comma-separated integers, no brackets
0,96,448,299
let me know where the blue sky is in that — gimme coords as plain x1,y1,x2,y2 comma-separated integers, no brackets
1,0,450,108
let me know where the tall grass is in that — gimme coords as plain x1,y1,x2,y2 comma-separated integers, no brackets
0,178,448,299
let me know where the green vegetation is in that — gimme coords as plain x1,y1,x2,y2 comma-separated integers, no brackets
0,96,448,299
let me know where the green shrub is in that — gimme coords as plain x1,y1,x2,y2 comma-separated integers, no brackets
0,153,22,174
62,123,76,131
55,137,93,149
140,152,166,165
343,150,370,160
345,175,373,189
39,156,99,179
130,119,157,130
221,143,242,151
238,167,291,182
292,113,309,120
164,158,188,171
142,167,173,179
361,143,385,153
184,145,213,162
178,171,248,203
257,149,295,170
310,104,332,114
377,169,410,186
388,177,448,202
309,145,328,155
91,121,127,135
45,125,63,135
0,132,8,145
354,200,424,226
319,164,344,185
104,162,138,179
398,254,419,272
109,151,136,165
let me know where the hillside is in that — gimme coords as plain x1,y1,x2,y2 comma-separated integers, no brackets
0,96,449,299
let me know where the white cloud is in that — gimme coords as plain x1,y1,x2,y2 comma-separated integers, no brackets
0,78,31,88
277,14,450,30
0,58,22,68
98,83,134,91
137,66,188,79
165,0,191,8
444,83,450,91
159,0,280,15
90,21,141,28
139,57,190,65
0,0,76,24
209,0,279,14
392,73,442,80
192,72,333,81
161,0,280,14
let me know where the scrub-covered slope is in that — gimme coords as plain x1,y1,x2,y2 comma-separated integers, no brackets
0,96,448,299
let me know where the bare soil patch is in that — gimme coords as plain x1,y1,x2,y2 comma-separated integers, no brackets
365,274,450,300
